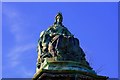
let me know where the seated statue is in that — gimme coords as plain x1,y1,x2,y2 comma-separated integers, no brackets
37,12,90,69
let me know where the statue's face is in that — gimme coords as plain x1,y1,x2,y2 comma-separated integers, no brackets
56,15,61,23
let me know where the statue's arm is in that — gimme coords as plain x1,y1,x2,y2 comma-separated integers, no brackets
63,27,74,37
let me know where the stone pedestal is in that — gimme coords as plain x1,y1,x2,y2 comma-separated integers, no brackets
33,59,108,80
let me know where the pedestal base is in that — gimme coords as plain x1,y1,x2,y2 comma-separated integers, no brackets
33,61,108,80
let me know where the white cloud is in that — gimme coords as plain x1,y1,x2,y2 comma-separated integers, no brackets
3,5,29,43
7,43,36,68
8,43,36,57
3,5,37,77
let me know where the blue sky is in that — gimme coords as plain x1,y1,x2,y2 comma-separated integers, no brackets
2,2,118,78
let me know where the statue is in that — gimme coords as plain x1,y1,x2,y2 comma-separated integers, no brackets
37,12,91,69
33,12,108,80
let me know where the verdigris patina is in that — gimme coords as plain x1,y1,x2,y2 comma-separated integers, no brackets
37,12,90,69
33,12,108,80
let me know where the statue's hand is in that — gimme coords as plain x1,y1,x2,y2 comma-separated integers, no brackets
50,33,56,36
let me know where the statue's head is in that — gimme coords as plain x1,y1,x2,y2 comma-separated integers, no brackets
54,12,63,25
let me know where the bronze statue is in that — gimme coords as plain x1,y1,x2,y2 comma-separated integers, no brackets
37,12,90,69
33,12,108,80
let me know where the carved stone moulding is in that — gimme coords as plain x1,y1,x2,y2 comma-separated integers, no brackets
33,69,108,80
33,60,108,80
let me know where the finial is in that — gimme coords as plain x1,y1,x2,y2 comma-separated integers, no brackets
54,12,63,25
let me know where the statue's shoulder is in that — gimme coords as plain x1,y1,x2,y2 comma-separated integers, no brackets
40,30,46,38
47,26,54,31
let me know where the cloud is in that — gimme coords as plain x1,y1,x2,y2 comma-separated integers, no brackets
3,5,29,43
7,43,36,68
3,5,37,78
